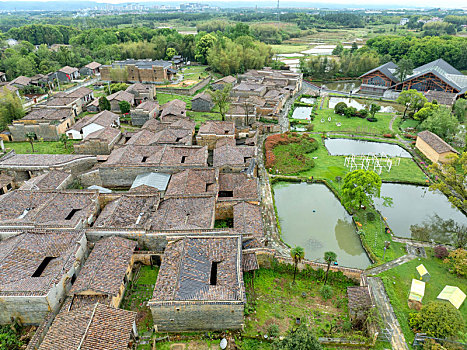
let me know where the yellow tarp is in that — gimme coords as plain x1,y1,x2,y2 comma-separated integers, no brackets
437,286,466,309
409,279,425,302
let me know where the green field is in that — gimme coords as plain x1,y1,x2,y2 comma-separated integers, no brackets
377,248,467,346
271,44,309,54
156,92,192,109
3,140,77,154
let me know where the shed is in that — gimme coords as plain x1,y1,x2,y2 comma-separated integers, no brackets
437,286,466,309
130,172,171,192
409,279,425,302
416,264,430,282
415,130,459,164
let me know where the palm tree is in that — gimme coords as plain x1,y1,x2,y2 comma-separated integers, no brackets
323,251,337,285
290,246,305,285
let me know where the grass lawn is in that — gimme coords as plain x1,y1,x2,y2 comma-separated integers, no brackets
271,44,309,54
156,92,192,109
186,110,222,126
399,119,420,131
243,267,363,340
377,248,467,346
149,339,220,350
3,141,78,154
181,65,209,80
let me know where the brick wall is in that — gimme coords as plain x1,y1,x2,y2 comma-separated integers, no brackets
156,76,211,96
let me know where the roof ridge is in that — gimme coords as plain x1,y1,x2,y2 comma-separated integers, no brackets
77,303,99,350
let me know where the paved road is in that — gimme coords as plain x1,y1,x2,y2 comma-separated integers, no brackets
365,254,416,276
367,277,410,350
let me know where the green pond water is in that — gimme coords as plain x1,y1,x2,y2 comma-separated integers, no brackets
273,182,371,269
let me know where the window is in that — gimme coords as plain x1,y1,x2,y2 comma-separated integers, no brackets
205,183,214,192
32,257,56,277
175,137,182,142
142,156,148,163
71,274,77,285
181,156,187,164
218,191,233,198
210,262,219,286
65,208,81,220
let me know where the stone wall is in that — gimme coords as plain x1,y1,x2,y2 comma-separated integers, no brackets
156,76,211,96
150,301,244,332
191,99,214,112
74,134,121,155
9,119,72,142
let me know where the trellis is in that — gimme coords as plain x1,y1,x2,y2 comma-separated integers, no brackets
344,153,401,174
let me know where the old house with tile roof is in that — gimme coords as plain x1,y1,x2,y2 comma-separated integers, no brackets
191,92,214,112
73,126,122,155
0,190,99,229
159,99,187,123
99,145,208,187
233,202,264,240
126,83,156,104
130,100,159,126
9,75,32,89
0,173,15,195
79,61,102,76
149,235,245,331
19,170,72,191
196,121,235,150
100,59,175,83
212,75,237,91
8,108,75,141
54,66,79,82
69,236,137,308
38,303,137,350
165,168,219,198
213,144,257,173
416,130,459,164
67,110,120,140
106,90,135,112
0,230,87,324
127,127,193,146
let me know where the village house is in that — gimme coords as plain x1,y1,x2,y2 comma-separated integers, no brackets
100,59,175,83
8,108,75,141
79,61,102,76
67,110,120,140
196,121,236,150
43,96,82,116
0,173,15,195
0,151,97,182
165,168,219,198
0,230,87,324
159,99,187,123
126,83,156,104
211,75,237,90
233,201,264,240
415,130,459,164
106,90,135,112
37,303,137,350
19,170,73,191
232,81,267,97
149,235,245,332
30,73,54,89
130,172,171,194
73,126,122,155
69,236,137,308
147,196,216,230
0,190,99,229
213,144,257,173
94,193,161,229
225,103,257,127
237,68,303,96
65,86,94,105
98,144,208,187
191,92,214,112
127,127,193,146
9,75,32,89
131,100,159,126
86,98,100,113
54,66,80,82
216,173,259,219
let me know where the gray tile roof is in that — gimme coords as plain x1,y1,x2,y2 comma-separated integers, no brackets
131,172,171,191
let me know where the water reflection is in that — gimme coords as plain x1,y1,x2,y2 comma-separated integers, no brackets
324,138,412,158
328,97,397,113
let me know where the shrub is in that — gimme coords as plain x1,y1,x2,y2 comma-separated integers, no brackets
320,285,333,300
305,124,314,131
409,301,465,339
383,133,395,138
358,109,369,118
444,248,467,276
366,212,376,222
344,106,359,118
268,324,280,337
334,101,347,115
366,117,378,122
434,245,449,259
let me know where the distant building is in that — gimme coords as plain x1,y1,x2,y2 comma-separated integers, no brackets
100,59,175,83
54,66,80,82
106,90,135,112
191,92,214,112
415,130,459,164
125,83,156,104
211,75,237,91
79,61,102,76
159,99,187,123
73,126,122,155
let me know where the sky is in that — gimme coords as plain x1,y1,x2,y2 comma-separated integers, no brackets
3,0,467,9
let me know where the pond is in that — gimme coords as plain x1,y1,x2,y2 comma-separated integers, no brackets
324,138,412,158
374,183,467,241
320,81,361,93
328,97,397,113
274,182,371,269
300,97,316,104
291,106,313,120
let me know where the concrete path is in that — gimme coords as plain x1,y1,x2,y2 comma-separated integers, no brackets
367,277,409,350
365,254,416,276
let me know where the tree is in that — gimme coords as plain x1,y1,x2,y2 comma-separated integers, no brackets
60,133,69,151
429,152,466,211
0,324,23,350
409,301,464,339
396,89,427,119
195,33,217,64
420,107,459,141
323,251,337,285
119,100,131,114
26,132,36,153
275,325,323,350
452,98,467,123
99,96,110,111
208,85,231,121
341,170,382,211
0,87,25,130
334,102,347,115
165,47,177,60
290,246,305,285
350,42,358,53
332,43,344,56
394,58,414,82
369,104,381,118
413,102,439,121
444,249,467,276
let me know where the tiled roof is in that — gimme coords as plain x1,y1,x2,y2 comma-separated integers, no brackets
20,171,71,190
70,236,136,296
10,76,31,86
109,59,172,69
107,90,134,103
71,110,119,131
126,83,150,93
213,76,237,84
45,97,78,107
213,145,256,167
160,99,186,119
0,153,95,167
84,126,121,143
0,173,14,187
359,61,399,82
66,87,93,99
0,230,84,296
59,66,79,74
165,168,218,197
38,303,136,350
20,108,73,121
417,130,459,154
127,128,192,146
234,202,263,238
136,100,159,111
192,92,212,102
148,196,215,230
94,193,160,228
242,252,259,272
198,121,235,136
150,235,243,302
218,173,258,200
84,61,101,70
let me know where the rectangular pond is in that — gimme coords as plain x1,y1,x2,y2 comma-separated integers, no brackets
374,183,467,242
291,106,313,120
300,97,316,104
328,97,397,113
273,182,371,269
324,138,412,158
